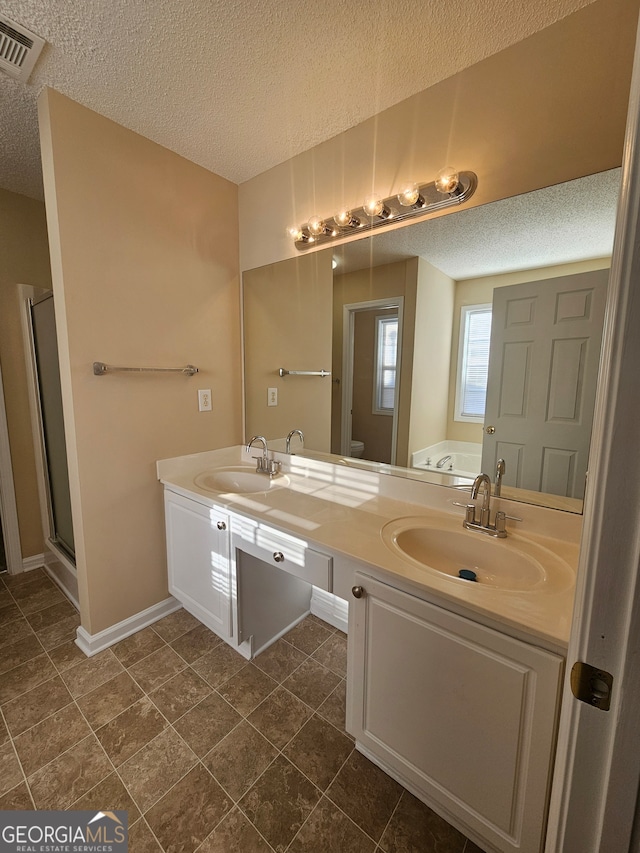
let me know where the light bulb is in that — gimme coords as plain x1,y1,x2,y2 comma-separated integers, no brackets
307,216,326,237
397,182,426,208
435,166,460,195
334,210,360,228
364,195,391,219
287,225,304,241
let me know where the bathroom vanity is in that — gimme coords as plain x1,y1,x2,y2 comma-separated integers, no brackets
158,445,579,853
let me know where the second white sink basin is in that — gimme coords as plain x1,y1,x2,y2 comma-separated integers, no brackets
194,466,290,494
381,516,574,593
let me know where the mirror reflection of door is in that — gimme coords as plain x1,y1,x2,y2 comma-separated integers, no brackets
341,299,403,464
481,269,608,499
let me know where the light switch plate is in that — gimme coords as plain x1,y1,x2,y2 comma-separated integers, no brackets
198,389,212,411
268,387,278,407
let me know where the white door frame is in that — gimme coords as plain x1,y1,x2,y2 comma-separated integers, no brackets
0,362,23,574
341,297,404,464
546,13,640,850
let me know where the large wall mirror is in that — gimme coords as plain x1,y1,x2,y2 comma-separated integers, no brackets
244,168,620,513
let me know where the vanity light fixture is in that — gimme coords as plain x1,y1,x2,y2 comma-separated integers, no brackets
291,167,477,249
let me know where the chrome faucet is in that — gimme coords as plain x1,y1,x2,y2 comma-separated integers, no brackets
457,471,520,538
495,458,506,497
245,435,281,477
436,454,452,469
286,429,304,454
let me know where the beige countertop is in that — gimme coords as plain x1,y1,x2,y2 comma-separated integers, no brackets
158,446,580,652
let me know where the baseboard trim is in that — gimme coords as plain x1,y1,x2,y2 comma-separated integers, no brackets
75,596,181,657
22,553,44,572
310,587,349,633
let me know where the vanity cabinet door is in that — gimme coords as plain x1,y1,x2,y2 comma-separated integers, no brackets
164,489,232,642
347,573,563,853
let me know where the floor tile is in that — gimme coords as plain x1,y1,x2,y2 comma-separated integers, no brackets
71,771,141,824
77,670,144,729
0,741,24,798
170,624,221,664
13,702,90,776
0,654,57,704
151,609,200,643
283,618,333,655
118,727,198,812
203,720,277,800
0,617,35,651
112,627,166,668
198,806,273,853
311,632,348,677
2,568,46,589
0,633,44,675
317,680,349,734
14,584,65,615
2,674,73,737
0,715,8,745
217,664,277,716
25,599,77,631
35,613,81,650
48,639,87,672
128,646,186,692
282,658,341,710
172,692,241,757
0,782,34,810
247,686,313,750
463,841,488,853
191,643,246,689
326,749,403,843
9,573,53,598
283,714,353,790
145,764,232,853
28,734,112,810
379,789,468,853
61,649,124,698
252,637,307,683
0,600,22,625
129,819,163,853
288,795,375,853
240,755,321,853
148,668,211,722
95,696,167,766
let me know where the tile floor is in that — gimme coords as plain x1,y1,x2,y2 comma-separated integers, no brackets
0,567,486,853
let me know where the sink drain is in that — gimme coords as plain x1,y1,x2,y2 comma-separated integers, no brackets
458,569,477,582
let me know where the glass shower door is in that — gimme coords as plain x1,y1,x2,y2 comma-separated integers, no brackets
30,292,75,562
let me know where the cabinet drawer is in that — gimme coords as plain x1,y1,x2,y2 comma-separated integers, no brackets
232,524,332,590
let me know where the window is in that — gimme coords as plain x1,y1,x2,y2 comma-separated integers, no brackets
455,304,492,422
373,315,398,415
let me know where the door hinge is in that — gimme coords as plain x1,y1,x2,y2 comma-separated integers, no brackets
570,661,613,711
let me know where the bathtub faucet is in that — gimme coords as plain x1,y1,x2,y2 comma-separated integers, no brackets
436,455,452,469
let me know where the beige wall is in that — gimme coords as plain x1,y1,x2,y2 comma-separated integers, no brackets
243,253,333,450
446,257,612,443
332,259,417,465
0,188,51,558
38,89,242,635
238,0,636,272
408,259,455,458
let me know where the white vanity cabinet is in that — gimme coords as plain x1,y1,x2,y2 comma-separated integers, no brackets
347,573,563,853
164,489,233,642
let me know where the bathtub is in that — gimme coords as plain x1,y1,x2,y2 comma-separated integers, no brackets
411,440,482,479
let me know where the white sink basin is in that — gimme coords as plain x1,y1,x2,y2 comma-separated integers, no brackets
381,516,574,593
194,466,290,494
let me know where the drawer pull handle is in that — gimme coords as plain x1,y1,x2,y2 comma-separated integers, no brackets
217,521,226,531
352,585,364,599
273,551,285,563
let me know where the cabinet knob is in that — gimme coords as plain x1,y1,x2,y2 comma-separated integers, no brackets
352,585,364,599
217,521,226,531
273,551,285,563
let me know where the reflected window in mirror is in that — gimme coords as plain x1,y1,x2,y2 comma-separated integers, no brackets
455,304,492,424
374,315,398,415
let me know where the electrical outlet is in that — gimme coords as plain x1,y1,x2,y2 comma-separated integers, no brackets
268,387,278,407
198,389,212,412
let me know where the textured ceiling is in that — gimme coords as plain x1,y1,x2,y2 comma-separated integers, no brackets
333,169,621,280
1,0,597,200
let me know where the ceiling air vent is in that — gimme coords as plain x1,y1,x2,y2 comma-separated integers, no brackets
0,15,45,82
